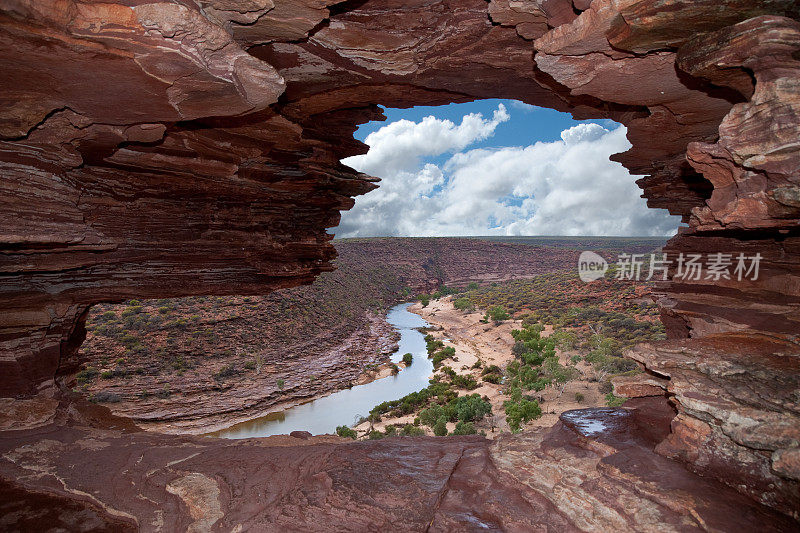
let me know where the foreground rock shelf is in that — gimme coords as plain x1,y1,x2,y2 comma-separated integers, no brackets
1,398,795,532
1,0,799,527
626,334,800,516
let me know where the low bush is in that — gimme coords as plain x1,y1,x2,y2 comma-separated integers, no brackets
431,346,456,369
453,297,475,313
76,367,99,385
452,421,477,435
90,391,122,403
213,364,238,382
336,425,357,439
401,424,425,436
451,373,478,390
486,306,510,324
605,392,625,407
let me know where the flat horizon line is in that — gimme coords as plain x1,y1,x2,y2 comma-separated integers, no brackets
332,235,671,240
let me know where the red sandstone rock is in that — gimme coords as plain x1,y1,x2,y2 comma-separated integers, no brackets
628,334,800,517
0,400,795,531
611,372,667,398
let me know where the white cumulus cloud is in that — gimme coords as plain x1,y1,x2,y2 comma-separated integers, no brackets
335,105,681,238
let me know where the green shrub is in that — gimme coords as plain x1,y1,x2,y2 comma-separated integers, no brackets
336,425,357,439
575,392,585,403
550,330,578,350
482,373,501,384
90,391,121,403
76,367,99,385
605,392,625,407
452,421,477,435
433,417,448,436
487,306,510,323
504,397,541,432
452,394,492,423
453,297,475,313
368,430,384,440
451,374,478,390
277,378,285,389
431,346,456,369
401,424,425,436
481,364,503,384
420,404,446,427
402,353,413,366
213,364,238,382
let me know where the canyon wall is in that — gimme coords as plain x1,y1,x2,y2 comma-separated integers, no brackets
1,0,798,520
75,238,593,430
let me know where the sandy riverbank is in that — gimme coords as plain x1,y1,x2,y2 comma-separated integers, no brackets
356,296,605,438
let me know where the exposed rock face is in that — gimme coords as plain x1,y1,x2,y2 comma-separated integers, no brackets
626,334,800,516
1,0,799,524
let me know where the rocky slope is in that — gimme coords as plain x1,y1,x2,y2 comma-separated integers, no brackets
1,0,799,527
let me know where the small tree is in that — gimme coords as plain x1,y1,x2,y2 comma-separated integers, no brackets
487,306,510,324
433,416,449,436
402,352,413,366
504,397,542,432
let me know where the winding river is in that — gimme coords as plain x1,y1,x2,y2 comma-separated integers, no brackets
211,303,433,438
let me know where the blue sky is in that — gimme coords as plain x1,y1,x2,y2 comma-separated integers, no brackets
336,100,681,238
355,99,617,145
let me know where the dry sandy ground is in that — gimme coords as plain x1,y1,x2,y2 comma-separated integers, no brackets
356,297,604,438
